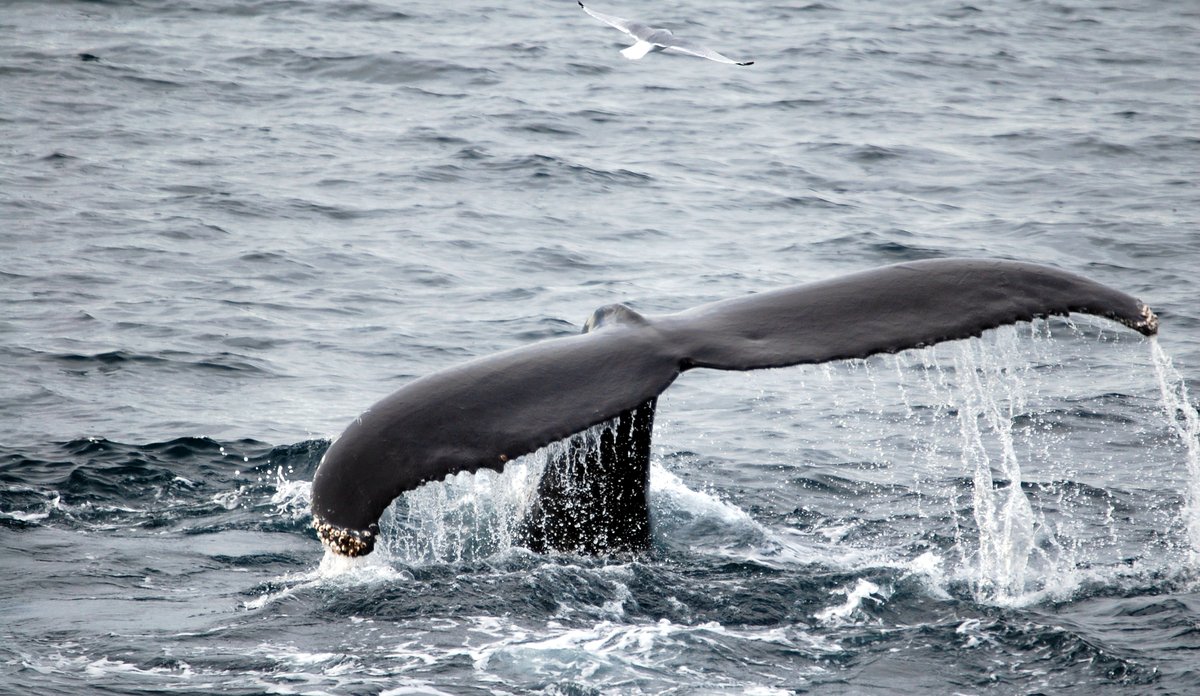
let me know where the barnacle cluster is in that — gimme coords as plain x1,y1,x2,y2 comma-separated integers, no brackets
312,515,378,557
1134,302,1160,336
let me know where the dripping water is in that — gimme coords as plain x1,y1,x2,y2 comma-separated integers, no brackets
764,320,1192,605
886,323,1199,604
1150,339,1200,563
947,329,1040,603
381,421,620,563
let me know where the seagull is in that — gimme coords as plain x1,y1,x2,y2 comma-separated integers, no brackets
578,2,754,66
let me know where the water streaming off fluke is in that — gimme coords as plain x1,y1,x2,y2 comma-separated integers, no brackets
1151,338,1200,564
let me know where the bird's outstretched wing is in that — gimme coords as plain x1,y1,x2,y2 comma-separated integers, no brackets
579,2,654,40
663,38,754,66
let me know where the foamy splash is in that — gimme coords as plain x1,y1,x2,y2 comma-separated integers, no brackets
814,578,885,625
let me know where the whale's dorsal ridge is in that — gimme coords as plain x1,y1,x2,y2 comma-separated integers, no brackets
583,302,650,333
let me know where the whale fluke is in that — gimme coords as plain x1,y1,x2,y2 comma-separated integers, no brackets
310,259,1157,557
661,258,1157,370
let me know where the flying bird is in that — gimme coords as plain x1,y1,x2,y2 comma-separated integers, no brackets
578,2,754,66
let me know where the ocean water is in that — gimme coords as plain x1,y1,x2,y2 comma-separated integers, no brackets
2,0,1199,693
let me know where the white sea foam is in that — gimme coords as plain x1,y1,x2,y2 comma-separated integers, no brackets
268,467,312,522
460,614,833,687
814,578,885,625
243,549,410,610
0,493,59,522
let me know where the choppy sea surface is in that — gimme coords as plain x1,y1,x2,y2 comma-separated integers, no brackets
3,0,1200,693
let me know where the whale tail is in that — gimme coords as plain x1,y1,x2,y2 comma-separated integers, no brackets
310,259,1156,557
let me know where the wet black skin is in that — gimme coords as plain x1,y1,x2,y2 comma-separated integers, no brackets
517,398,656,554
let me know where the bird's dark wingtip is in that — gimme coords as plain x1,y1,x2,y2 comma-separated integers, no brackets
738,61,755,66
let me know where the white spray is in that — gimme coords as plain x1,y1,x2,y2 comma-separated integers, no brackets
1150,338,1200,563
